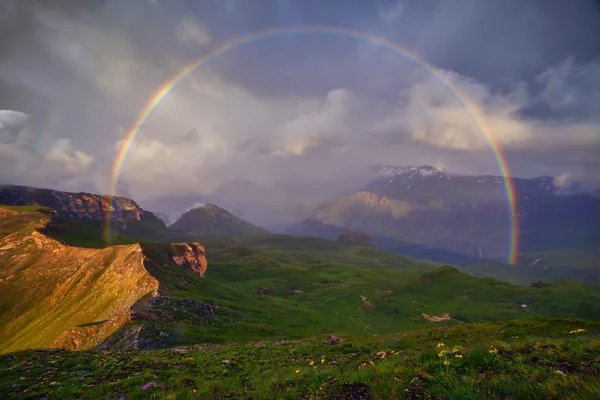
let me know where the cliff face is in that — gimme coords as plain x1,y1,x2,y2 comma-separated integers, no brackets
168,242,208,277
0,205,208,353
0,185,165,233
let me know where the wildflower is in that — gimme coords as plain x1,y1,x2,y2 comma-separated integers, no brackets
437,343,445,348
295,369,300,374
451,347,460,353
443,360,450,366
321,358,325,364
569,329,585,334
369,360,375,366
438,351,445,358
455,354,463,358
193,390,197,393
309,361,314,366
489,348,498,354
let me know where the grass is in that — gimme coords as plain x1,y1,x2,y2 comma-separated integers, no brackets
460,248,600,286
2,205,600,352
2,205,600,398
1,317,599,399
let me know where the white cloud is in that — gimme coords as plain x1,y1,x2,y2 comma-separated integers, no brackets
175,16,211,47
0,110,97,187
553,172,571,188
45,138,94,173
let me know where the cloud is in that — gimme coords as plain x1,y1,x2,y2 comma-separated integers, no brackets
45,138,94,173
0,109,97,188
553,172,571,189
1,0,599,222
176,16,211,47
32,7,146,94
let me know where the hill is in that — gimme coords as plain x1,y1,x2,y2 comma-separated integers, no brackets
169,203,269,236
460,248,600,286
287,166,600,263
0,205,207,353
3,205,600,355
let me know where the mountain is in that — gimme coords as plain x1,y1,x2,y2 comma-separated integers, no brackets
169,203,269,236
5,202,600,353
288,165,600,263
3,203,600,400
0,184,168,239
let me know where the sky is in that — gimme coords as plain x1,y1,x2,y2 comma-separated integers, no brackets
1,0,599,222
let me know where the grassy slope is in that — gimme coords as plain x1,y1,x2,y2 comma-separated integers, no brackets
3,205,600,353
112,235,600,348
1,317,599,399
0,206,159,352
460,248,600,286
2,206,600,398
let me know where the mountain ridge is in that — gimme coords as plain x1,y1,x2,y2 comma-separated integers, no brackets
289,165,600,262
0,184,167,238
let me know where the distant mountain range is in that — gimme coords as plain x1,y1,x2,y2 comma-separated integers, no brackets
287,165,600,263
2,165,598,268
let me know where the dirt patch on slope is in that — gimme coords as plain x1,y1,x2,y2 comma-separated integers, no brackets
421,312,451,322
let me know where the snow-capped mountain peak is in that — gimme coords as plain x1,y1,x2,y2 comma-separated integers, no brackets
371,165,445,179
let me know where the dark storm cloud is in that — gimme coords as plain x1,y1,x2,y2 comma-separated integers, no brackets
0,0,598,223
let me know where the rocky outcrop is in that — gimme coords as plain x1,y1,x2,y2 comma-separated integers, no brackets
169,243,208,277
336,230,375,247
257,286,272,294
0,185,165,232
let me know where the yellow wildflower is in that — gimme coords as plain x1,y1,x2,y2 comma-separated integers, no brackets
437,343,445,348
489,348,498,354
296,369,300,374
443,360,450,366
452,347,460,353
455,354,463,358
569,329,585,334
369,360,375,366
438,351,445,358
321,358,325,364
309,361,314,366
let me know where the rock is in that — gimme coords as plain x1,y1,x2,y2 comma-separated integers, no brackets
257,286,272,294
140,382,163,390
0,185,165,232
169,243,208,277
336,230,375,246
324,335,344,345
292,289,304,294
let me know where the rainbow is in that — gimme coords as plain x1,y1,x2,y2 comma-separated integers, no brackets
106,26,519,265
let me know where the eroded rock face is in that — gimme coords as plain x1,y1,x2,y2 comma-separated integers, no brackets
0,185,163,232
169,242,208,277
